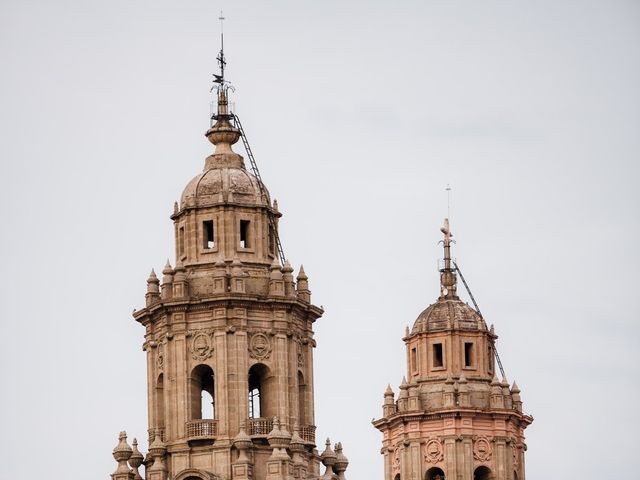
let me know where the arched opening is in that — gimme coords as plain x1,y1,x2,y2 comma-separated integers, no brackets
174,469,223,480
248,363,273,418
298,371,307,425
394,474,401,480
513,472,518,480
425,467,445,480
473,466,492,480
190,364,215,420
155,374,165,429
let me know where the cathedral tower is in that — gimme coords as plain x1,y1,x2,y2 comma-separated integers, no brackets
110,48,348,480
373,220,533,480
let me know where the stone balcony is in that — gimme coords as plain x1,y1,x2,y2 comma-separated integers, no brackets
247,418,316,444
247,417,273,436
185,419,218,440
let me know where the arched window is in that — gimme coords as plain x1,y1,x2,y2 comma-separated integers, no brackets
473,466,492,480
298,371,307,425
248,363,272,418
155,374,165,429
394,474,401,480
426,467,445,480
190,365,215,420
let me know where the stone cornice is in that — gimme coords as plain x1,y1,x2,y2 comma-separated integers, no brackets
402,328,497,342
134,296,323,327
171,201,279,220
372,407,531,431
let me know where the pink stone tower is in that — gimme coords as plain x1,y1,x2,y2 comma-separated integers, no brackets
373,219,533,480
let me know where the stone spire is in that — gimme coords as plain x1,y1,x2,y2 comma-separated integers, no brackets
146,270,160,306
111,431,133,480
439,218,458,300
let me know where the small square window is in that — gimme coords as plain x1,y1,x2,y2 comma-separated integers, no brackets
178,226,185,257
433,343,443,368
464,342,474,368
411,347,418,373
203,220,215,249
268,225,275,255
240,220,250,248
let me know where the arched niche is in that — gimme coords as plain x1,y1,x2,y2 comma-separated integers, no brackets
298,370,307,425
155,373,165,429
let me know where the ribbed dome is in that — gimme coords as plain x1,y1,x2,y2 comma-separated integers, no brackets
412,299,484,333
180,155,270,209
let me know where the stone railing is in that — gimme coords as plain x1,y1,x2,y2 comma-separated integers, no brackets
185,419,218,439
300,425,316,443
246,418,316,443
247,417,273,436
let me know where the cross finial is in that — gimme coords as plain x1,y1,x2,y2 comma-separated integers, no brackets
440,218,452,248
439,218,458,299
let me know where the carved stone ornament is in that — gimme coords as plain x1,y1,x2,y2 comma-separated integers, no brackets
392,445,401,473
249,332,272,360
424,438,444,463
513,443,519,468
297,339,304,367
191,330,214,361
473,436,492,462
157,343,164,371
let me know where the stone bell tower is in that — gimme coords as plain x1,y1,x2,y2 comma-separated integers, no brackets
110,47,349,480
373,220,533,480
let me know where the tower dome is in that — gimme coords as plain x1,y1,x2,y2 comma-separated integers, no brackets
412,299,484,333
180,165,269,209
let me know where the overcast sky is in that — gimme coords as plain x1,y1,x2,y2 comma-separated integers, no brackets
1,1,639,479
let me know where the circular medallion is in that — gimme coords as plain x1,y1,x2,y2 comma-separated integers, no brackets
424,438,444,463
249,332,272,360
473,437,492,462
191,331,213,361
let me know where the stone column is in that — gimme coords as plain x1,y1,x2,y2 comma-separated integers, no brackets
494,438,507,480
443,437,457,480
408,441,421,480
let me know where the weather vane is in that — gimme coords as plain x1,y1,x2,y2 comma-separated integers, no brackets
212,11,227,90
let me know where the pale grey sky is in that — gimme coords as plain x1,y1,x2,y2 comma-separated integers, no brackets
1,1,639,479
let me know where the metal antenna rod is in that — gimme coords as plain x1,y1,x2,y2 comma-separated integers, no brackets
217,11,226,81
453,259,507,380
446,184,451,220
